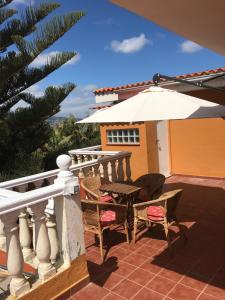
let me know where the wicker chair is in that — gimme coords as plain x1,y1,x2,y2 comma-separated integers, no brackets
81,199,129,262
133,189,186,250
133,173,166,202
81,175,116,203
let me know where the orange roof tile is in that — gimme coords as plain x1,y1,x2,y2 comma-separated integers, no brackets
94,67,225,95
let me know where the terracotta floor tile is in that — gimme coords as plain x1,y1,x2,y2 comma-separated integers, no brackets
135,244,158,257
180,275,207,291
132,287,164,300
140,258,163,274
159,268,184,282
204,281,225,299
112,279,142,299
94,272,123,290
74,283,108,300
127,268,154,286
109,247,129,260
112,261,136,277
168,284,200,300
197,293,223,300
146,275,176,295
102,293,124,300
123,253,148,267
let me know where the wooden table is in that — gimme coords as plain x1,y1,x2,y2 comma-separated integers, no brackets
100,183,141,236
100,182,141,204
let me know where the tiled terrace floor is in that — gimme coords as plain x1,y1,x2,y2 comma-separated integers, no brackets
70,176,225,300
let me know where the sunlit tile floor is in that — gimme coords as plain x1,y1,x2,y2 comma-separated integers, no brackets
68,176,225,300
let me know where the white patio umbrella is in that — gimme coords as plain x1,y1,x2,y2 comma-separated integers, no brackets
78,86,225,123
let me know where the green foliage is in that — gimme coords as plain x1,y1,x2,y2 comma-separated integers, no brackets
0,1,85,180
43,115,100,170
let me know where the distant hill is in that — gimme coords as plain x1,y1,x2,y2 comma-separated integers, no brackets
48,116,66,125
48,116,82,125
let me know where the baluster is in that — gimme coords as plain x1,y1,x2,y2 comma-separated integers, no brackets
77,155,82,164
31,202,56,281
34,179,43,189
0,219,6,250
83,155,89,162
71,155,75,165
19,208,33,261
102,161,109,181
117,157,125,182
90,154,95,161
2,211,30,297
125,155,132,182
46,213,59,264
110,160,117,182
17,184,28,193
93,164,99,176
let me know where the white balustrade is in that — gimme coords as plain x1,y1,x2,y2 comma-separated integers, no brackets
31,201,56,282
2,210,30,297
19,208,33,261
46,213,59,264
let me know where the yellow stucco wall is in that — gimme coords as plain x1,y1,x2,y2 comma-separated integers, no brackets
100,122,158,180
169,118,225,178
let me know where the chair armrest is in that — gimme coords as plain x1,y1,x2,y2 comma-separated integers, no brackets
133,189,183,208
81,199,127,208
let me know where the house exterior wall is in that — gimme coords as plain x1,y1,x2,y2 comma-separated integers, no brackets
169,118,225,178
100,122,158,180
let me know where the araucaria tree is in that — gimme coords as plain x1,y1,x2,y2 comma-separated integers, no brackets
0,0,84,179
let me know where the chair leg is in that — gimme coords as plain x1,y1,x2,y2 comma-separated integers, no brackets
133,219,138,244
99,231,104,263
163,223,172,252
124,220,129,244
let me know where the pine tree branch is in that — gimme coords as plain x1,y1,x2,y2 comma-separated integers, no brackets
0,8,16,24
0,2,60,51
8,83,75,128
0,11,84,83
0,51,76,104
0,0,13,9
0,95,20,116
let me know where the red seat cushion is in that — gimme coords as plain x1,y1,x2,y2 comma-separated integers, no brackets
100,195,113,202
147,206,165,221
100,210,116,226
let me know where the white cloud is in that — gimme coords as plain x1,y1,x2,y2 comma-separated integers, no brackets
30,51,81,67
109,33,150,54
25,84,44,97
180,40,203,53
59,84,98,118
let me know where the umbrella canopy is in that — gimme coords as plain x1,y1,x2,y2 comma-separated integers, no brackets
78,86,225,123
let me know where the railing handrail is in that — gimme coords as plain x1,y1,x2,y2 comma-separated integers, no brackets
0,150,131,190
69,150,119,156
73,145,101,151
0,184,64,215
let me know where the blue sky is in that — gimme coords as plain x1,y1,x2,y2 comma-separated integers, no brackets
8,0,225,117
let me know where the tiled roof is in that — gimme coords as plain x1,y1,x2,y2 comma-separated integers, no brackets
94,67,225,95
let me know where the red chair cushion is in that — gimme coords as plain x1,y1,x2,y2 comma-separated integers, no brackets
147,206,165,221
100,210,116,226
100,195,113,202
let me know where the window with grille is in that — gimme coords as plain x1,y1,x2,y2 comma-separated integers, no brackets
106,129,140,144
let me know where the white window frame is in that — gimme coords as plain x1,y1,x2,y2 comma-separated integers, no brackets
106,128,140,144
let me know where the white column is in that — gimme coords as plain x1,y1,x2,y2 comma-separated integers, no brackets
19,208,33,261
117,157,125,182
0,219,6,250
2,210,30,297
31,202,56,282
54,154,85,268
110,160,117,182
125,155,132,182
46,213,59,264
